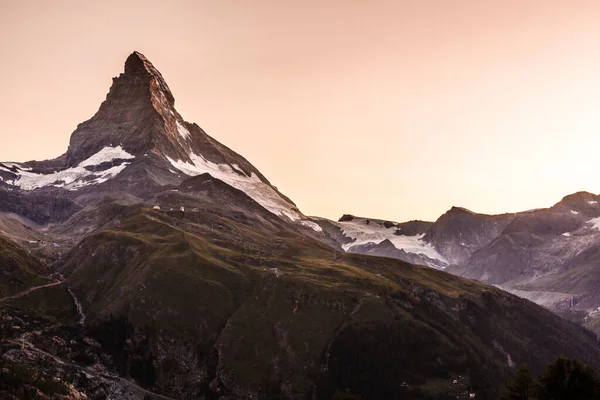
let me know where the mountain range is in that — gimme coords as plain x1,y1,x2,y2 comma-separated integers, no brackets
324,192,600,334
1,52,600,400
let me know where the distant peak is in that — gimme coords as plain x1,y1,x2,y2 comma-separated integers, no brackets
449,206,475,214
555,191,599,208
560,191,596,202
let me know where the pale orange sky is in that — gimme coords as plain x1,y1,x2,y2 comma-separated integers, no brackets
2,1,600,222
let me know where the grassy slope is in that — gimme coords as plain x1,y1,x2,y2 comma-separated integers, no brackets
0,235,79,347
0,235,50,297
59,205,600,399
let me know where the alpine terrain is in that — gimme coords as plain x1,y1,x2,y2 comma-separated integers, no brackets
1,52,600,400
321,193,600,336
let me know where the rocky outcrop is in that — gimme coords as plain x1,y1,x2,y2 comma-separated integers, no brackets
0,189,82,224
423,206,516,265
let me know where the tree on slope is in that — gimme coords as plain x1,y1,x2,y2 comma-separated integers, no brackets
500,364,536,400
537,356,600,400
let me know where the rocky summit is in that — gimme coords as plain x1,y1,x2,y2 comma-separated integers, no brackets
2,52,600,400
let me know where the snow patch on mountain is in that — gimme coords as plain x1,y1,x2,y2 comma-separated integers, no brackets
78,146,134,167
588,216,600,231
571,210,579,215
333,218,448,264
300,220,323,232
3,146,134,191
589,200,598,205
176,120,191,139
167,152,306,223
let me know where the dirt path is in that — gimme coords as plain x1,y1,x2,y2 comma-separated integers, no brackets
0,280,62,302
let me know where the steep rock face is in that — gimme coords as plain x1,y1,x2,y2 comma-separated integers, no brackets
65,52,174,166
0,189,82,224
64,52,277,188
424,207,516,265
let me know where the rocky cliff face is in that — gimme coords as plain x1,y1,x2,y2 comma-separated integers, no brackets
423,207,517,265
66,51,175,166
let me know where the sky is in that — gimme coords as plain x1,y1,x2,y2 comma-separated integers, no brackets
2,1,600,222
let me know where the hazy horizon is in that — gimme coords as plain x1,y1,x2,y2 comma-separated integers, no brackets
3,1,600,222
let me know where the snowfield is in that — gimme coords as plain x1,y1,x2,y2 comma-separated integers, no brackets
332,217,448,265
176,120,191,139
167,152,316,227
78,146,135,167
1,146,134,191
588,216,600,231
299,220,323,232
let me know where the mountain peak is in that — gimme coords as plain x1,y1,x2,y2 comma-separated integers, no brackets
449,206,475,215
554,191,599,211
123,51,174,106
124,51,149,73
61,51,182,166
124,51,149,74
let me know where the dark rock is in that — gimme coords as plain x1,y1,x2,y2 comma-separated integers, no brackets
338,214,354,222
